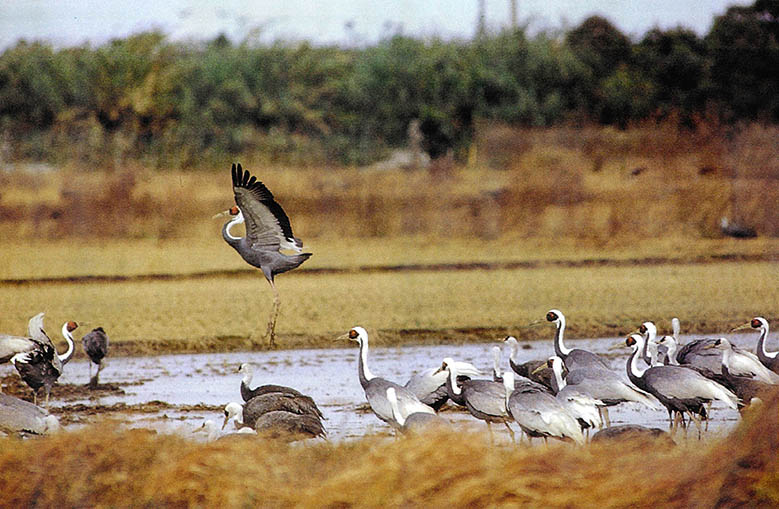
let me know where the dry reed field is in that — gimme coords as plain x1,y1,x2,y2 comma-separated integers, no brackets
0,255,776,354
1,389,777,508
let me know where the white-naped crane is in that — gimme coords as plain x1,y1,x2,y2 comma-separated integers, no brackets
81,327,109,387
624,333,739,437
733,317,779,375
703,338,775,410
0,393,60,436
254,411,327,441
541,310,609,371
502,336,555,391
237,362,314,402
340,327,435,428
216,163,312,346
502,370,584,446
543,356,603,437
532,353,659,428
11,320,78,408
405,359,482,411
222,391,324,430
436,357,515,442
387,387,445,433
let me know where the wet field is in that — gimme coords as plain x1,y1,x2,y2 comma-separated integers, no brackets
1,333,755,442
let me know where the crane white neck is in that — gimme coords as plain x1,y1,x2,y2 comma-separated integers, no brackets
492,348,501,379
59,324,75,364
551,359,566,391
663,338,679,365
225,211,245,241
721,346,733,370
757,324,777,359
447,366,462,396
553,317,571,356
629,344,648,378
358,337,375,382
241,368,254,387
506,339,520,362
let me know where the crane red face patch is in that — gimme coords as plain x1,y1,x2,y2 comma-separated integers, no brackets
751,318,761,328
626,336,636,347
229,206,239,215
348,329,359,340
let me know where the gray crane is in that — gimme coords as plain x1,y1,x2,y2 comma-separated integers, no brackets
502,371,584,445
222,391,324,430
543,356,603,435
237,362,312,402
533,351,660,428
733,317,779,375
703,338,774,410
0,393,60,436
624,333,738,436
255,411,326,441
387,387,445,433
542,310,609,371
11,321,78,408
436,357,514,441
340,327,434,428
404,360,481,411
217,163,312,346
656,318,681,365
502,336,555,390
656,324,778,384
81,327,109,387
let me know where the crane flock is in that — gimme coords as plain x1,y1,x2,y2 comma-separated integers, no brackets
2,163,776,448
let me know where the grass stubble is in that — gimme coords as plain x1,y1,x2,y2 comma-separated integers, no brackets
0,389,777,508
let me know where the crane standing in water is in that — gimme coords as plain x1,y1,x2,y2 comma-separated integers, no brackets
216,163,312,346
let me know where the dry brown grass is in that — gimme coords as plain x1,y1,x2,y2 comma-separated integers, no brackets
1,123,777,242
1,390,777,508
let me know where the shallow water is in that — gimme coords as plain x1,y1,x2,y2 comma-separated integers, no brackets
1,332,759,442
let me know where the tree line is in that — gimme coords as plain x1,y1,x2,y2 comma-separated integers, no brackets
0,0,777,168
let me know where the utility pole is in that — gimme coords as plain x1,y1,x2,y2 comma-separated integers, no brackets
477,0,486,38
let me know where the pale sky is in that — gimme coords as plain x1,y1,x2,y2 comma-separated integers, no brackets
0,0,751,50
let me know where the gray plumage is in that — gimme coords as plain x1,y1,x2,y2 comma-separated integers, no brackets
345,327,434,427
82,327,109,387
625,334,738,431
502,337,555,391
545,356,603,431
706,337,775,410
220,163,311,345
0,393,60,435
237,362,309,402
405,361,481,411
439,358,513,438
545,310,609,371
591,425,672,445
387,388,446,433
502,371,584,445
255,411,326,440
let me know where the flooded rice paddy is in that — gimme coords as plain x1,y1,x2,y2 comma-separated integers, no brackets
1,333,755,442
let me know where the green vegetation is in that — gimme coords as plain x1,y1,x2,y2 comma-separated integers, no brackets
1,1,777,167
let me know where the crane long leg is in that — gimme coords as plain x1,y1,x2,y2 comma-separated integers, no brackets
600,407,611,428
503,421,516,443
265,279,280,347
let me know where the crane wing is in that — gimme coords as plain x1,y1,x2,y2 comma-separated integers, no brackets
231,163,302,252
26,313,55,349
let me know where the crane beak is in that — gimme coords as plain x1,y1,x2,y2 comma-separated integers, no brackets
530,364,545,376
608,341,625,350
730,323,751,332
212,210,231,219
335,332,350,342
525,319,544,328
